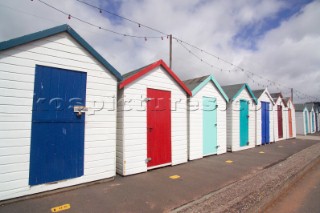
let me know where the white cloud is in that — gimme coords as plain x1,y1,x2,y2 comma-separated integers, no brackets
0,0,319,102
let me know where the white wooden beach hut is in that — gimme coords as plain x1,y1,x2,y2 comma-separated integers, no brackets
222,84,257,152
294,104,309,135
183,75,229,160
252,89,275,145
116,60,192,176
0,25,122,201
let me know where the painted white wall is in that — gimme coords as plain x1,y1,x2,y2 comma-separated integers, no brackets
255,91,274,145
226,88,256,152
295,110,308,135
0,33,118,201
188,81,227,160
117,66,187,176
273,98,286,142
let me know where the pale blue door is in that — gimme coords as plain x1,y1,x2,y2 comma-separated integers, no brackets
203,97,217,155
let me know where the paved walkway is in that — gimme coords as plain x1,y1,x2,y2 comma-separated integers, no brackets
0,136,319,213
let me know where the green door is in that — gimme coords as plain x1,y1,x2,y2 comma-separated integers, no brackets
203,97,217,155
240,100,249,147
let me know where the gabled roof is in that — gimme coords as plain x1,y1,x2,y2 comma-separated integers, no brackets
119,59,192,96
183,75,229,102
305,103,314,112
270,92,284,104
252,88,275,105
294,104,306,112
221,83,257,104
0,24,122,80
283,97,295,108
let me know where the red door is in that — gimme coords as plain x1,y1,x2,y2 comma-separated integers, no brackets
288,109,293,137
147,88,171,168
278,105,283,138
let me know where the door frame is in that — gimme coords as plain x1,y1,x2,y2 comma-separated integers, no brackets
239,99,249,147
146,88,172,169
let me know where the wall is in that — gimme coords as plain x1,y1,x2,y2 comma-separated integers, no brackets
0,33,117,200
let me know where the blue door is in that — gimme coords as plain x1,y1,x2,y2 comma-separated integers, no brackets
240,100,249,147
29,65,87,185
203,97,217,155
261,102,270,145
305,110,309,134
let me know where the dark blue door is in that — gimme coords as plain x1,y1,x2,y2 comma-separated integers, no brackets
261,102,270,145
29,65,87,185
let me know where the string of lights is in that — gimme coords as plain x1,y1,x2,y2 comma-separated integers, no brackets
18,0,320,102
37,0,165,40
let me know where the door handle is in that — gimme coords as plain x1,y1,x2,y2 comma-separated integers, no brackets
214,123,217,126
74,106,88,116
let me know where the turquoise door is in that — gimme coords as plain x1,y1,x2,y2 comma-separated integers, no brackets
240,100,249,147
203,97,217,155
305,110,309,133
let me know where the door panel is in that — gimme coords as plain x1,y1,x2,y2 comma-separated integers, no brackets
29,65,86,185
288,109,293,137
305,111,309,133
261,102,270,144
147,88,171,168
240,100,249,147
203,97,217,155
277,105,283,138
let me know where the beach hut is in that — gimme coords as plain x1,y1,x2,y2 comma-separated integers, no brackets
0,25,122,201
271,93,286,141
183,75,229,160
284,97,296,138
311,103,320,132
305,103,316,134
294,104,309,135
222,84,257,152
252,89,275,145
116,60,191,176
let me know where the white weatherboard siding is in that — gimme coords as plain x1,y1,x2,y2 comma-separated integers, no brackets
226,89,256,152
0,33,117,201
255,92,274,146
117,67,187,176
188,82,227,160
273,98,286,142
295,112,306,135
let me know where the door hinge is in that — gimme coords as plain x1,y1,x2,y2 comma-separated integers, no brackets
146,157,152,163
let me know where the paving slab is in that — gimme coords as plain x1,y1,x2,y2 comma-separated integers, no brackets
0,136,319,213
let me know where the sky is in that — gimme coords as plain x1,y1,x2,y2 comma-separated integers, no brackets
0,0,319,102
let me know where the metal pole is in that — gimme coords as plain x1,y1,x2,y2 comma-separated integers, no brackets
291,88,293,102
169,34,172,69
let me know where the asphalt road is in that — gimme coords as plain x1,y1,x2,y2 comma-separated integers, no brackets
0,137,319,213
265,160,320,213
